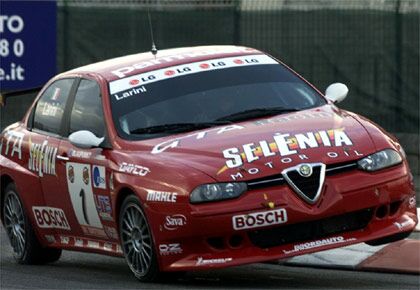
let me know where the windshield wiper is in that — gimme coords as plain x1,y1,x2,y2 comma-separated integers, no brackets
130,121,232,135
215,107,300,122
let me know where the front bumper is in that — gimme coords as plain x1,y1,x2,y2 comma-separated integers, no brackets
147,164,418,272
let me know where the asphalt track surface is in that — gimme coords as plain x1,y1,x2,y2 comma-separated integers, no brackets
1,227,419,290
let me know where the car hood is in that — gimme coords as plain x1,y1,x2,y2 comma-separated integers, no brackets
137,105,376,182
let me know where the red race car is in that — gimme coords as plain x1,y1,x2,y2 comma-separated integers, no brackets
0,46,417,282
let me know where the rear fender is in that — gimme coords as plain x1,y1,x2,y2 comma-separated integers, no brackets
0,155,46,239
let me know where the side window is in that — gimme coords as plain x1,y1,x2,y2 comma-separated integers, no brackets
33,79,74,135
69,79,104,137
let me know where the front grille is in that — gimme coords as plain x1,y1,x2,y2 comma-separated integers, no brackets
246,161,357,190
248,208,373,248
284,166,322,200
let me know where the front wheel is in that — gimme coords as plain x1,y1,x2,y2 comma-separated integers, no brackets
119,195,160,282
3,183,62,264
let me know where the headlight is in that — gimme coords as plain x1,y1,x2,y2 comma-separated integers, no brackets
190,182,247,204
357,149,402,172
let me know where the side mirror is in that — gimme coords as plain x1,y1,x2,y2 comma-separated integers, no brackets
69,130,104,149
325,83,348,104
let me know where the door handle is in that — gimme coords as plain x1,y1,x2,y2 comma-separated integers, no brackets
57,155,70,161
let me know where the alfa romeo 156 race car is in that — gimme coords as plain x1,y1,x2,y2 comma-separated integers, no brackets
0,45,417,282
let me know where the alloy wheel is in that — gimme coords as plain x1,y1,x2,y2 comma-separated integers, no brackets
121,203,153,276
3,191,26,258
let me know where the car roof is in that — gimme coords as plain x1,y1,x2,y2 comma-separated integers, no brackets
62,45,264,82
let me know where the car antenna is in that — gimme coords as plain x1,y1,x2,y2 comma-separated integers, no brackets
147,9,158,58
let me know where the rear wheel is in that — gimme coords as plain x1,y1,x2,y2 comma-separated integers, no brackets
3,183,62,264
119,195,160,282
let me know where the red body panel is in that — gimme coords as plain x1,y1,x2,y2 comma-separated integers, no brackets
0,45,417,272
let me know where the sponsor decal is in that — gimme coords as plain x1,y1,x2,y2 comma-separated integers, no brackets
80,225,107,238
227,154,362,181
51,87,61,101
254,111,334,126
68,149,92,159
110,46,258,78
114,85,147,101
68,165,75,183
196,257,233,266
28,138,58,176
109,172,114,192
44,235,56,243
104,226,119,240
218,128,360,176
159,243,183,255
164,214,187,231
33,207,70,230
104,242,113,251
151,125,243,154
2,130,24,160
60,235,70,245
95,155,106,161
82,166,89,185
41,102,59,117
146,191,177,203
232,208,287,230
110,54,275,99
95,195,113,221
87,240,100,249
119,162,150,176
75,238,84,247
46,236,121,252
92,165,106,189
66,163,104,229
282,236,357,254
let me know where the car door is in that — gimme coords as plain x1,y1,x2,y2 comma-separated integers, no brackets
27,78,76,240
53,78,117,243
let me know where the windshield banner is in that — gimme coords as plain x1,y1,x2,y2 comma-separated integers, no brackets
109,54,277,98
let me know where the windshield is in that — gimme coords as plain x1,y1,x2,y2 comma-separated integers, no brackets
109,54,326,140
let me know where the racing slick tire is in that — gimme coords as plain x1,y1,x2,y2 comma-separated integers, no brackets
119,194,160,282
2,183,62,264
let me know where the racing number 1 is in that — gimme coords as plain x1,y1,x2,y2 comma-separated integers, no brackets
66,162,103,229
79,189,89,225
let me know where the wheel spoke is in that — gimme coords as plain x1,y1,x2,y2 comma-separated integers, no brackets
123,219,132,231
136,251,142,272
10,234,17,250
123,239,132,245
140,223,147,234
140,250,149,269
4,211,13,222
5,203,13,216
141,246,151,261
127,246,134,256
18,227,25,237
129,209,137,227
126,210,135,228
16,230,25,245
131,251,136,269
127,247,135,264
137,253,147,272
16,234,24,252
122,229,132,237
11,197,19,214
133,209,141,224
